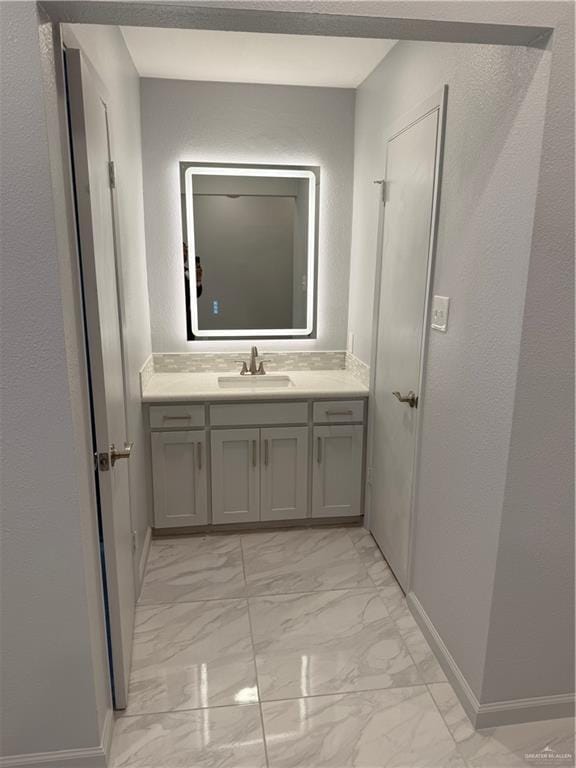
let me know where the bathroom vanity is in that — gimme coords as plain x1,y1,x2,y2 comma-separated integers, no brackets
142,368,369,531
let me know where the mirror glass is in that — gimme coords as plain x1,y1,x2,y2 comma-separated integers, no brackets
181,163,318,339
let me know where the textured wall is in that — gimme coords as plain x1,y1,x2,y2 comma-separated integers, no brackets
0,3,107,757
140,78,355,353
68,24,153,587
481,3,575,704
351,39,552,700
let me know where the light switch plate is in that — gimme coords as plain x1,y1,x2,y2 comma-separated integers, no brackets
431,295,450,332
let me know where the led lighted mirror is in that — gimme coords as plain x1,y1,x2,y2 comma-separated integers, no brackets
181,163,318,339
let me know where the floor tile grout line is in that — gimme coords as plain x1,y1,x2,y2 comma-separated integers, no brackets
115,681,443,720
240,535,271,768
137,584,389,608
424,681,470,762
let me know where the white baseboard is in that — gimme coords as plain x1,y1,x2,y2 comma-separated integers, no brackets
0,746,106,767
406,592,575,729
0,709,114,768
137,525,152,596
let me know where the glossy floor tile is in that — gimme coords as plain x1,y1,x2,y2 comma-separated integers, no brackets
123,600,258,715
262,686,468,767
139,536,246,603
241,528,373,595
115,527,571,767
429,682,575,767
250,588,420,700
346,527,398,587
110,705,266,768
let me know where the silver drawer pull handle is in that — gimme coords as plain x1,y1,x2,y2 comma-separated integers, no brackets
317,437,322,464
163,415,190,421
264,439,269,466
252,440,257,467
326,410,354,416
197,442,202,470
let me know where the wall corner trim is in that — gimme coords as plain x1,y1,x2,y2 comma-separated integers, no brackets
407,592,575,729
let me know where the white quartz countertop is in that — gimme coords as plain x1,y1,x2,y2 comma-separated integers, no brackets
142,369,369,402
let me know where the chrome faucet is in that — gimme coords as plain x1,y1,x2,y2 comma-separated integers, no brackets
235,346,268,375
249,346,259,375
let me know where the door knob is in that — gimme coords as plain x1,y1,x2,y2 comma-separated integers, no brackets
110,441,133,466
392,391,418,408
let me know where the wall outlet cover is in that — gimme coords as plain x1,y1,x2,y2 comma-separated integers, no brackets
431,295,450,332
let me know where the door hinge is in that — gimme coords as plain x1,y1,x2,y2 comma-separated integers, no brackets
373,178,386,203
97,451,110,472
108,160,116,189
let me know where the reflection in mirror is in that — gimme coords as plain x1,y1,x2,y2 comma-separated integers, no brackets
181,163,318,339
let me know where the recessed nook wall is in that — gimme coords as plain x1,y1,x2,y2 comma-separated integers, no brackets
140,78,355,352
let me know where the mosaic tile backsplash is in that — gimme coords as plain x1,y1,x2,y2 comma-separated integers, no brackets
152,351,347,373
141,350,370,386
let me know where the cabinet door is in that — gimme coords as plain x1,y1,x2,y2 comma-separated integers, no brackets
261,427,309,521
151,431,208,528
312,425,363,518
211,429,259,525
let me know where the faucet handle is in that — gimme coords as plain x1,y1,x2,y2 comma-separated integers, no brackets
234,360,249,375
257,360,270,375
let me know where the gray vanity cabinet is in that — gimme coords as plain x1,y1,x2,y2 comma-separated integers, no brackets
261,426,309,521
211,425,309,524
147,397,366,529
151,431,208,528
211,428,260,525
312,425,363,518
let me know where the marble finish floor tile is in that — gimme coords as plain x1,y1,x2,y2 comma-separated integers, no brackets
394,610,447,684
429,682,575,767
241,528,372,595
262,686,468,767
347,527,399,587
110,705,266,767
250,588,420,701
139,536,246,603
123,600,258,716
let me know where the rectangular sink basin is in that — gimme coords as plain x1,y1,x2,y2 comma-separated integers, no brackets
218,374,294,389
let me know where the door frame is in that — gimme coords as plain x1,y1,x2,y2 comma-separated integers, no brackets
64,45,135,708
366,85,448,592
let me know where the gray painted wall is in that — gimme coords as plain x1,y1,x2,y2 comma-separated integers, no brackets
0,3,109,757
350,35,572,705
68,24,153,589
140,78,355,352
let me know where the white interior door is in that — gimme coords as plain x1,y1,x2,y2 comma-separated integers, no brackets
370,89,446,591
66,49,135,708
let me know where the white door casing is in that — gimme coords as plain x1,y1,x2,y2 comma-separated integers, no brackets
151,431,208,528
369,87,447,592
66,48,135,708
211,428,259,524
312,425,363,518
261,427,309,521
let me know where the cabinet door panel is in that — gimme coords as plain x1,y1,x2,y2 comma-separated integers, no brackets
211,429,259,524
312,425,363,518
261,427,309,521
151,432,208,528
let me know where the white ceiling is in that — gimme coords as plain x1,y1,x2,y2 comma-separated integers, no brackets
120,27,396,89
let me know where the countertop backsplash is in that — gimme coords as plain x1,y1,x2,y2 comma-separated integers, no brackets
140,350,370,388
